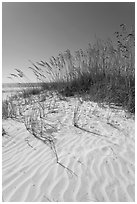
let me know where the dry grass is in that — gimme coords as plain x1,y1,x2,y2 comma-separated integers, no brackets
2,100,9,119
24,25,134,113
3,24,134,122
2,25,134,181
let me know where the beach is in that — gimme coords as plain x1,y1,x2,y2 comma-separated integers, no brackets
2,91,135,202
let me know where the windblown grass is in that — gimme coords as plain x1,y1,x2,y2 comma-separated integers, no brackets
6,24,135,113
25,25,134,113
2,25,134,183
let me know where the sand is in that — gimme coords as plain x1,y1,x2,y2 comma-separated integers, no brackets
2,93,135,202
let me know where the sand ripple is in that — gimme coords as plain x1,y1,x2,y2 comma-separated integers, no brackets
2,99,135,202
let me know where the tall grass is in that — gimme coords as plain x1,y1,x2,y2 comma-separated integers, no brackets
26,25,134,113
2,25,134,176
5,24,134,113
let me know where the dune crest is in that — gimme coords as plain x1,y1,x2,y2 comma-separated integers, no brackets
2,97,135,202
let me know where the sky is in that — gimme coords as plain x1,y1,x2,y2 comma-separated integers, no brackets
2,2,135,83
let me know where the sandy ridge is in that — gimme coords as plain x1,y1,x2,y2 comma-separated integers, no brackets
2,96,135,202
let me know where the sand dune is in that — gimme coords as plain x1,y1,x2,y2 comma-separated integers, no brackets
2,95,135,202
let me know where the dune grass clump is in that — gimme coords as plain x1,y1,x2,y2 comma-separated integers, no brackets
2,100,9,119
8,68,44,100
7,24,134,113
18,87,43,99
25,25,134,113
2,97,18,119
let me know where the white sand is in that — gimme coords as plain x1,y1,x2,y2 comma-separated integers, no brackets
2,94,135,202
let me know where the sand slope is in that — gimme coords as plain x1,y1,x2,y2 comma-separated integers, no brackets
2,96,135,202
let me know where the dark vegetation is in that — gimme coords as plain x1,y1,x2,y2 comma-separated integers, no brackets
3,24,135,116
2,25,135,177
26,24,134,113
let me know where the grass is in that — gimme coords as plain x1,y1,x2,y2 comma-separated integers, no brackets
2,24,135,123
2,24,135,177
3,25,135,112
2,100,9,119
2,97,18,119
23,24,134,113
19,87,43,98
